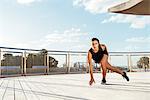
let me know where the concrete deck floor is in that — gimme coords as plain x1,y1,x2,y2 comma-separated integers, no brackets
0,72,150,100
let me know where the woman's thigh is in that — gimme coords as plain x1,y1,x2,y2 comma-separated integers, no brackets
100,55,115,71
99,54,109,70
100,54,108,64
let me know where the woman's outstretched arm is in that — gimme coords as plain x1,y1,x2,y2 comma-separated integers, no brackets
87,51,95,85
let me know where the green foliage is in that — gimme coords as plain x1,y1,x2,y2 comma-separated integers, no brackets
137,57,149,68
1,49,58,68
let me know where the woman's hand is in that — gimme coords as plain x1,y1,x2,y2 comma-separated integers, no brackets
89,78,95,86
88,51,95,86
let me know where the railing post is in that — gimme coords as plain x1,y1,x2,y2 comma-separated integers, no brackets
67,52,70,73
21,53,24,75
149,56,150,71
86,57,89,73
130,55,133,72
24,51,27,75
43,54,46,74
0,49,1,76
47,54,49,74
128,54,132,72
65,54,68,73
127,54,130,72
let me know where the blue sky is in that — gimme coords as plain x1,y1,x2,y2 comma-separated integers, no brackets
0,0,150,52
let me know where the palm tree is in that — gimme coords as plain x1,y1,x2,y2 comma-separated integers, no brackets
137,57,149,72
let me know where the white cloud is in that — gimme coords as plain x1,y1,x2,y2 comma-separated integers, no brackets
124,45,140,51
113,36,150,52
73,0,150,29
73,0,127,14
39,27,90,50
102,14,150,29
102,14,135,23
126,36,150,43
16,0,41,5
122,36,150,51
0,27,90,51
44,28,88,43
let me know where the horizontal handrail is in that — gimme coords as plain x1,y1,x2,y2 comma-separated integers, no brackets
0,46,150,54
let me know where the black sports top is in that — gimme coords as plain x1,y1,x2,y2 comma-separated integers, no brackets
89,45,108,63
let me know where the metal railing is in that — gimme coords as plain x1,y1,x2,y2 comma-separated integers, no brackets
0,47,150,77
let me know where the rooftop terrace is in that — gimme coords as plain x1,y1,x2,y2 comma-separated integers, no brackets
0,72,150,100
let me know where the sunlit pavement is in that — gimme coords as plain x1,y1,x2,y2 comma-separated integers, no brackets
0,72,150,100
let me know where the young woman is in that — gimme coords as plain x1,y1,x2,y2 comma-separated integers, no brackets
88,38,129,85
